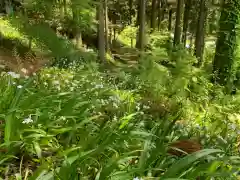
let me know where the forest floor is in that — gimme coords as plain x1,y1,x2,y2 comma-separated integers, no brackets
1,18,240,179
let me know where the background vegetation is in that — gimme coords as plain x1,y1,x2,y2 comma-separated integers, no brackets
0,0,240,179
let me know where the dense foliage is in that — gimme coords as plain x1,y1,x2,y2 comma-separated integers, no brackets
1,0,240,179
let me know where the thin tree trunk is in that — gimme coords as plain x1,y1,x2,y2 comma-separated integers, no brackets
113,19,116,40
160,4,166,21
136,0,146,51
189,0,198,49
129,0,134,47
213,0,240,86
28,37,32,50
72,4,82,48
150,0,157,32
194,0,207,67
136,0,140,27
173,0,183,46
129,0,133,25
97,1,106,62
157,0,161,31
104,0,109,51
168,7,172,31
182,0,191,47
63,0,67,16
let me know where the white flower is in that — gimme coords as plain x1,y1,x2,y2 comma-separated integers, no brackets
186,44,190,48
95,84,103,89
17,85,23,89
53,80,60,85
8,72,20,79
113,116,117,121
133,178,142,180
22,116,33,124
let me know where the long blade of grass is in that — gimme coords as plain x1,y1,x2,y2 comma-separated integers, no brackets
162,149,223,178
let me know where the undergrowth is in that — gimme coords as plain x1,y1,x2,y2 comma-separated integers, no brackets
0,17,240,179
1,49,240,179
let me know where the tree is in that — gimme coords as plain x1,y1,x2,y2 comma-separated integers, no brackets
173,0,183,46
213,0,240,86
168,6,173,31
150,0,157,32
157,0,163,31
72,0,82,48
182,0,191,47
97,0,106,62
194,0,207,66
136,0,146,51
104,0,109,51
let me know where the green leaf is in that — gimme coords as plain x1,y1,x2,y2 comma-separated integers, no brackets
119,113,137,129
35,171,54,180
28,162,49,180
163,149,223,178
33,142,42,158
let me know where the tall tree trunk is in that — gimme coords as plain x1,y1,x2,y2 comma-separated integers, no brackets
97,1,106,62
129,0,133,25
104,0,109,51
168,7,172,31
63,0,67,16
113,19,116,40
157,0,162,31
213,0,240,86
173,0,184,46
189,0,198,49
72,3,82,48
136,0,146,51
194,0,207,66
151,0,157,32
136,0,140,27
182,0,191,47
129,0,134,47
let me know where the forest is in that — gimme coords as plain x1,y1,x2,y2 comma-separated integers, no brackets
0,0,240,179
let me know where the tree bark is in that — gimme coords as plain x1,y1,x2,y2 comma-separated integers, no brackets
97,1,106,62
213,0,240,86
168,7,172,31
194,0,207,66
72,3,82,48
182,0,191,47
157,0,162,31
151,0,157,32
104,0,109,51
173,0,184,46
136,0,146,51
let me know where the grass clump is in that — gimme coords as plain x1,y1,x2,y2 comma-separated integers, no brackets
0,51,240,179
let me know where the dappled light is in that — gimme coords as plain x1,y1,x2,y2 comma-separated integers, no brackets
0,0,240,179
